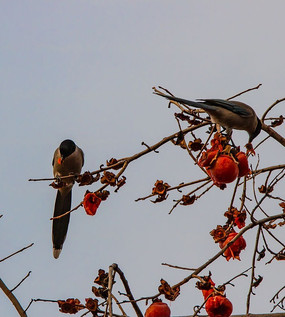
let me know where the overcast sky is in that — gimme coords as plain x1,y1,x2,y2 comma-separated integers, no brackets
1,1,285,317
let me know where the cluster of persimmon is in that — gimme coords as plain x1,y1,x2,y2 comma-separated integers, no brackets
210,207,247,261
198,133,251,188
196,274,233,317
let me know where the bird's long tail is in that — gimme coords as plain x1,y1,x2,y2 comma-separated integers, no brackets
52,190,72,259
155,93,206,109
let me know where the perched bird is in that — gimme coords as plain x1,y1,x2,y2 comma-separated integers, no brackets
155,93,261,143
52,139,84,258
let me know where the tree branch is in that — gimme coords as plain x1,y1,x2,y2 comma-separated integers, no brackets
0,278,28,317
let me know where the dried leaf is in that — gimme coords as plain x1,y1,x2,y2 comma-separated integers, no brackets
158,279,180,301
152,180,170,196
253,275,263,288
92,286,108,299
100,171,116,186
115,176,126,192
151,194,169,203
85,298,98,312
172,131,185,147
106,158,125,170
188,138,204,152
94,269,108,287
257,247,266,261
275,251,285,261
258,185,274,194
58,298,84,314
263,220,277,229
210,225,227,243
279,202,285,212
96,190,110,201
77,171,98,186
180,194,196,206
271,115,284,127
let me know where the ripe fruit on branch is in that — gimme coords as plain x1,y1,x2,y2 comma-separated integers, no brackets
209,154,239,184
205,295,233,317
145,300,171,317
236,151,250,177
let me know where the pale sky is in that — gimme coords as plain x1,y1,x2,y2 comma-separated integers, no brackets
1,1,285,316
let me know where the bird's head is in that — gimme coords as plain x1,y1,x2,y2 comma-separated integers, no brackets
58,139,76,164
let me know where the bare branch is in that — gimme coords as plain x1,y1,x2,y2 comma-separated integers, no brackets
0,278,28,317
112,264,143,317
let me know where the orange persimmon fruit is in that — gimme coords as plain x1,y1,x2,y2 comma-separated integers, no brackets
205,295,233,317
209,155,239,184
236,152,250,177
145,300,171,317
83,192,101,216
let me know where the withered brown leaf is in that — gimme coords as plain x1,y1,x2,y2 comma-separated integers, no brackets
106,158,125,170
158,279,180,301
188,138,204,152
77,171,98,186
271,115,284,127
85,298,98,312
180,194,196,205
94,269,108,287
101,171,116,186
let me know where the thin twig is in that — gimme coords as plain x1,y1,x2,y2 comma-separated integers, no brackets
11,271,32,292
161,263,196,271
222,267,252,287
261,97,285,122
50,202,82,220
246,225,261,314
227,83,262,100
0,243,34,263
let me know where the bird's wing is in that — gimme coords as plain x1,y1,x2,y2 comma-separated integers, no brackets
198,99,251,117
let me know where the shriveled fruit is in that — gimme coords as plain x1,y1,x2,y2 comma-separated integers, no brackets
201,277,215,300
145,300,171,317
219,232,246,261
205,295,233,317
209,155,239,184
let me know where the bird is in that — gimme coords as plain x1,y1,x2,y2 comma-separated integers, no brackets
155,93,262,143
52,139,84,259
